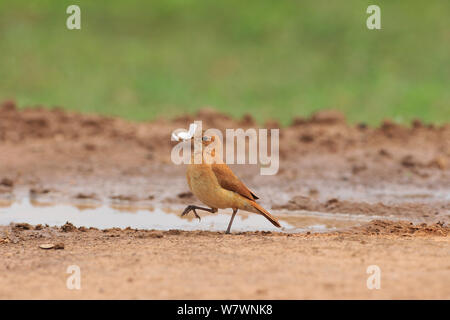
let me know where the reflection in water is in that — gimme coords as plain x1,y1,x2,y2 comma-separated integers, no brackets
0,198,380,233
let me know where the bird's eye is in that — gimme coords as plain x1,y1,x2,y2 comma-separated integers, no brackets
202,136,210,141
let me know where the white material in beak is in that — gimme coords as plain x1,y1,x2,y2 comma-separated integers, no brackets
171,123,198,141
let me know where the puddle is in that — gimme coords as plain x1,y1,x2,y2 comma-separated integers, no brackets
0,198,381,233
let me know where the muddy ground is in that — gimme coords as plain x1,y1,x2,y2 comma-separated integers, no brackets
0,100,449,299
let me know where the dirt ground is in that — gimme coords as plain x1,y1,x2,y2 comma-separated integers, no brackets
0,100,449,299
0,223,449,299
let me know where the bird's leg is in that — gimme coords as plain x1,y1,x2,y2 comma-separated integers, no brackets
181,205,217,221
226,209,238,234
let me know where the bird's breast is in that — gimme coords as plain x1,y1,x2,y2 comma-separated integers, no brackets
186,164,235,209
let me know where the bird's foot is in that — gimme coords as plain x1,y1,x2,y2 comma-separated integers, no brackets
181,205,191,216
181,205,201,221
192,209,201,221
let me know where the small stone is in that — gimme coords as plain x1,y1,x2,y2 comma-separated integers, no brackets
177,192,193,199
54,243,65,250
0,178,14,187
401,155,416,168
13,223,32,230
39,244,55,250
61,222,76,232
149,232,164,238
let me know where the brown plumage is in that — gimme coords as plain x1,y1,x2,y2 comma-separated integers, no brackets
211,164,259,200
182,134,281,233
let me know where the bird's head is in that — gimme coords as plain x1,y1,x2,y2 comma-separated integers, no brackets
171,123,222,162
200,134,215,147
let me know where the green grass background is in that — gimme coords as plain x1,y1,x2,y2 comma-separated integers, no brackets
1,0,449,125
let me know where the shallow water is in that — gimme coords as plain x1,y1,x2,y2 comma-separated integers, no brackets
0,198,384,233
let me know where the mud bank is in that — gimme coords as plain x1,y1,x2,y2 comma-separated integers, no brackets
0,101,449,225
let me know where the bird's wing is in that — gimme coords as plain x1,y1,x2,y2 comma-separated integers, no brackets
211,163,259,200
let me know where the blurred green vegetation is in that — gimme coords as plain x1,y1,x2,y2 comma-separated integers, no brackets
0,0,449,125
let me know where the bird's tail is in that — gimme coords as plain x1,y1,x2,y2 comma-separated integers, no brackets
250,201,281,228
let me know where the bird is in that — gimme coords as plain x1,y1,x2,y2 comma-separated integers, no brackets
181,132,281,234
